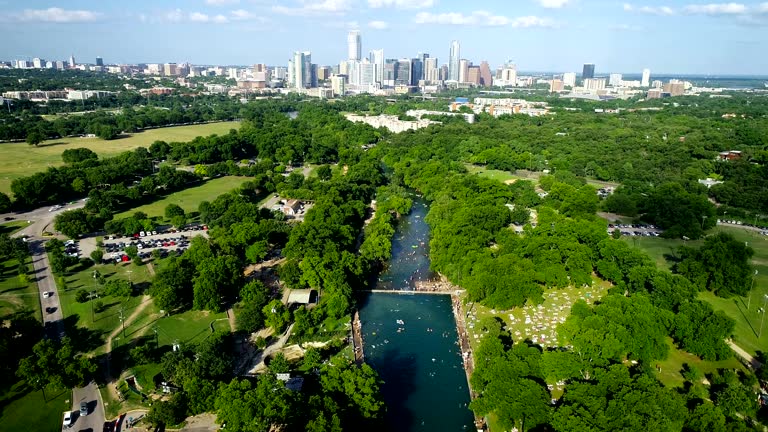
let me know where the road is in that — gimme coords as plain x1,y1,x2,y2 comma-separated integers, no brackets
246,323,294,374
70,381,106,432
727,340,763,369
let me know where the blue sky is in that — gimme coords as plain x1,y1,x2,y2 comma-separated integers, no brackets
0,0,766,74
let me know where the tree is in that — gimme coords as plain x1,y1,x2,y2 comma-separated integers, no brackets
62,148,98,164
146,393,187,428
269,352,290,373
90,249,104,263
245,240,269,263
54,209,92,238
165,203,185,219
75,289,88,303
303,347,322,370
124,245,139,260
16,338,97,390
0,192,11,213
675,232,754,297
215,376,296,432
194,164,208,177
317,164,332,181
192,256,243,312
263,300,290,333
171,214,187,229
26,130,45,146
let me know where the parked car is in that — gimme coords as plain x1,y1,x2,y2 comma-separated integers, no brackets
80,401,88,416
63,411,73,428
42,291,52,299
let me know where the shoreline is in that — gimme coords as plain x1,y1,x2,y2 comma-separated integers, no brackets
451,292,487,431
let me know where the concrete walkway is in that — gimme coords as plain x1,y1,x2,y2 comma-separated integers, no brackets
246,323,294,374
727,340,763,369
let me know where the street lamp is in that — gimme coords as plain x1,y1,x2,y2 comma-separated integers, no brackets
748,270,758,311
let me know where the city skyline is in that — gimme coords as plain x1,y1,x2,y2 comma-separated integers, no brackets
1,1,767,75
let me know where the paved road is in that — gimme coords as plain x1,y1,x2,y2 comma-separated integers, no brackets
246,323,294,374
727,340,763,369
29,239,66,337
71,381,106,432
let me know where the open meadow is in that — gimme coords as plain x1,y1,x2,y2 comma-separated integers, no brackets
0,121,240,196
113,176,252,219
625,225,768,356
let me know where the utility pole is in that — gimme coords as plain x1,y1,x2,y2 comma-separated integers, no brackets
119,306,126,337
748,270,758,311
759,295,768,338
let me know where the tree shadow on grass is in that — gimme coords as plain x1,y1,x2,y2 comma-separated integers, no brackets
62,314,105,353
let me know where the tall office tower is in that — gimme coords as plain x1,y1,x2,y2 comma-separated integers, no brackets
582,63,595,79
410,58,423,86
164,63,178,76
331,75,346,96
384,59,397,86
96,57,104,67
467,66,481,85
303,52,313,88
395,59,411,86
317,66,331,81
360,60,375,86
309,63,318,88
562,72,576,87
609,73,623,87
439,64,449,81
641,68,651,87
583,77,606,91
424,57,439,82
69,54,76,69
448,40,460,81
458,59,470,83
497,61,517,86
479,61,492,87
416,52,429,81
32,58,44,68
346,60,360,85
369,49,384,84
292,51,308,88
55,60,65,70
348,30,361,61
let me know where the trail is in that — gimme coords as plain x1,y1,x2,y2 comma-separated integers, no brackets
246,324,294,374
106,295,153,354
727,340,763,369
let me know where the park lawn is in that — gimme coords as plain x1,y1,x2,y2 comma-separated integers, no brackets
154,309,230,347
625,225,768,356
654,339,746,388
58,262,154,353
0,220,31,236
114,176,252,219
463,164,520,183
0,121,241,196
0,256,41,318
0,381,70,432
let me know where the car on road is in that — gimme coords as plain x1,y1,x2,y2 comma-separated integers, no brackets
80,401,88,416
43,291,52,299
63,411,73,428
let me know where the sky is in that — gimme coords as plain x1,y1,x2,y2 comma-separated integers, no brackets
0,0,767,75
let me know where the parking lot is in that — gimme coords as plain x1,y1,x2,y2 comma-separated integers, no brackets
607,223,663,237
101,227,208,263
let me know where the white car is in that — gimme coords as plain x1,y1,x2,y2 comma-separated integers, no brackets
63,411,73,428
42,291,52,299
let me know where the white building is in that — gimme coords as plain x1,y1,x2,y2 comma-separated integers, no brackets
459,59,469,83
448,40,460,81
563,72,576,87
348,30,361,61
369,49,384,84
609,73,622,87
641,68,651,87
424,57,439,83
583,78,606,91
331,75,345,96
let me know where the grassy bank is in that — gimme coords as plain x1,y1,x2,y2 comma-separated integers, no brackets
0,121,240,196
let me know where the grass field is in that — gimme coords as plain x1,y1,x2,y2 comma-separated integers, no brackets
625,225,768,356
464,164,520,183
653,339,746,387
0,121,241,196
0,382,70,432
0,220,31,236
0,256,40,318
114,176,252,219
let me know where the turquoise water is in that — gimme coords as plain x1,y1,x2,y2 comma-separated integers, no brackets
360,197,475,431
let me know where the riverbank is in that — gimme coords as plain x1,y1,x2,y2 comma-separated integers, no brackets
452,293,487,431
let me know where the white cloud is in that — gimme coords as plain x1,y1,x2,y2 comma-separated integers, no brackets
623,3,675,15
205,0,240,5
758,2,768,12
683,3,747,15
190,12,211,22
368,20,389,29
165,8,185,22
272,0,352,15
367,0,434,9
18,7,101,23
609,23,644,31
537,0,570,9
414,10,554,27
230,9,268,22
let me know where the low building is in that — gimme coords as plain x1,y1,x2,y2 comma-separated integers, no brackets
718,150,742,161
282,199,302,216
698,178,724,188
287,289,318,305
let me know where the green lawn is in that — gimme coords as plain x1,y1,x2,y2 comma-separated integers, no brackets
464,164,520,183
0,220,31,236
654,339,746,387
0,256,40,318
0,381,70,432
114,176,252,219
625,225,768,356
58,261,154,354
0,121,240,196
154,309,230,347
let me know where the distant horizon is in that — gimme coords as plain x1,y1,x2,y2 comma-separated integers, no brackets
1,1,767,75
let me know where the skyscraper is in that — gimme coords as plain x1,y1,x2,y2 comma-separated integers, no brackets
582,63,595,79
369,49,384,84
69,54,76,69
291,51,312,89
459,59,470,83
395,59,411,86
425,57,439,82
562,72,576,87
410,58,423,86
641,68,651,87
479,61,492,87
348,30,361,61
609,73,622,87
448,40,460,81
96,57,104,67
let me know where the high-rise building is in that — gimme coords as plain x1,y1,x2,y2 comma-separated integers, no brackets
652,79,662,89
458,59,470,83
383,59,397,87
439,64,449,81
609,73,622,87
410,58,423,86
32,58,44,69
331,75,345,96
96,57,104,67
425,57,439,82
582,63,595,79
562,72,576,87
55,60,65,70
369,49,384,84
479,61,492,87
550,79,564,93
495,61,517,86
448,40,460,81
467,66,481,85
164,63,178,76
317,66,331,81
663,80,685,96
69,55,76,69
348,30,361,61
395,59,411,86
583,77,606,91
641,68,651,87
291,51,313,89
